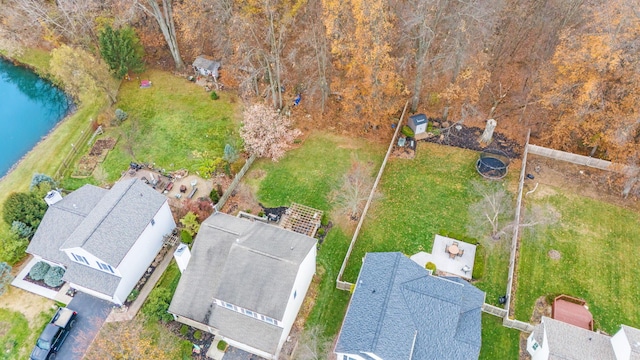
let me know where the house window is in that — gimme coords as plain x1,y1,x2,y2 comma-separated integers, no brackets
151,219,155,226
97,262,114,273
224,302,235,311
243,309,254,317
71,253,89,265
293,290,297,299
264,316,276,325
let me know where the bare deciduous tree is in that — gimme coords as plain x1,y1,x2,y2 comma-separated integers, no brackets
330,158,378,221
294,325,332,360
467,180,560,245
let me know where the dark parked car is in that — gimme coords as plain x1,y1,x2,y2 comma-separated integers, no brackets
30,307,77,360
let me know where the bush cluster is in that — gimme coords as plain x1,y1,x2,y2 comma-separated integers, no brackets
209,189,220,203
179,325,189,336
142,287,174,323
210,91,219,100
425,262,437,274
115,108,128,123
193,330,202,340
29,261,51,281
217,340,228,351
127,289,140,302
401,125,415,137
44,266,65,287
181,229,193,245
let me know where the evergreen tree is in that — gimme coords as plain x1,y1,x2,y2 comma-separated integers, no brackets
99,25,145,78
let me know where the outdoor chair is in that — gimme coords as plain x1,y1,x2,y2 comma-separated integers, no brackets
457,249,464,257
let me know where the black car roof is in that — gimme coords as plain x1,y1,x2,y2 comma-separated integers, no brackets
40,323,59,340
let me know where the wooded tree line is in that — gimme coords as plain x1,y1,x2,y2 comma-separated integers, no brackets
1,0,639,167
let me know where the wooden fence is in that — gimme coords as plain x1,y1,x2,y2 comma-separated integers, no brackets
504,130,530,318
482,303,508,318
53,121,95,180
336,102,409,289
528,144,638,175
214,154,256,212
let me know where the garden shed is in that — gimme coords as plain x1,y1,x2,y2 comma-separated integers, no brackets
192,56,221,78
408,113,428,135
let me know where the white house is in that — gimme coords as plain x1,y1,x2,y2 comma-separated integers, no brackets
192,55,221,78
168,212,317,359
527,316,640,360
26,179,175,305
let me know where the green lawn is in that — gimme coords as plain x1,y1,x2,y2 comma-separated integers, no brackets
0,307,55,359
515,187,640,333
480,314,521,360
99,69,240,182
342,142,511,305
245,132,385,338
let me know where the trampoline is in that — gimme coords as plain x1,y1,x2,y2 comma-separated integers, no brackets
476,149,510,179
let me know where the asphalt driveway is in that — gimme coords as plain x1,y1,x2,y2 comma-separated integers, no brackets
55,292,112,359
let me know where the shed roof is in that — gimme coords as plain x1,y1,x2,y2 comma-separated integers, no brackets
409,113,428,125
335,252,484,360
193,56,221,76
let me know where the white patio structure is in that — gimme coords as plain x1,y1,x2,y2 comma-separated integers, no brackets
410,234,476,280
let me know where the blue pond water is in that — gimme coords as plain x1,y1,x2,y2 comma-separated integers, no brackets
0,58,71,177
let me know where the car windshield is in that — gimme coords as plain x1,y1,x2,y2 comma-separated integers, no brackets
36,338,51,350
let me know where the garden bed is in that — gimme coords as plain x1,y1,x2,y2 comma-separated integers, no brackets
165,321,213,358
420,123,522,158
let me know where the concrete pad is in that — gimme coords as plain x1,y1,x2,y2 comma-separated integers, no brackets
410,235,476,280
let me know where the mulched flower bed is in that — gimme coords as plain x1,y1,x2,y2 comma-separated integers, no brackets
315,221,333,245
420,123,523,158
165,321,213,358
124,246,171,307
89,137,117,156
23,275,63,292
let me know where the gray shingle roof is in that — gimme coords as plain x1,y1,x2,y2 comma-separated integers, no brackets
169,212,316,355
335,252,484,360
535,317,616,360
409,113,428,125
27,185,108,265
193,56,221,77
60,179,167,266
63,261,121,296
622,325,640,357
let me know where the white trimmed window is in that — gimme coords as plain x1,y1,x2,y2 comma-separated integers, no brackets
71,253,89,265
97,261,115,273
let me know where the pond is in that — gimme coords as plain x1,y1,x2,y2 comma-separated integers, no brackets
0,58,71,177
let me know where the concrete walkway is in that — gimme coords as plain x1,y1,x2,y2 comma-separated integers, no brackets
106,245,177,322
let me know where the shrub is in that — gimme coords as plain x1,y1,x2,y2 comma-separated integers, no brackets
115,108,128,123
193,330,202,340
316,228,326,236
0,232,28,265
179,325,189,336
180,230,193,245
11,221,34,239
44,266,65,287
321,214,329,227
180,212,200,236
258,211,265,217
210,91,219,100
0,262,13,296
29,261,51,281
3,192,47,229
209,189,220,203
401,125,415,137
425,262,437,274
217,340,228,351
30,174,56,191
472,245,486,279
142,287,174,323
127,289,140,302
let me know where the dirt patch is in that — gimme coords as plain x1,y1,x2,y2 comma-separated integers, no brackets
421,124,523,159
221,183,262,215
525,155,640,211
519,296,552,360
548,250,561,260
0,286,54,325
89,138,117,156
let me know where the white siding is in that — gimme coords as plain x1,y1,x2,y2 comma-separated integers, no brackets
277,244,317,355
611,329,630,360
63,247,121,276
113,201,175,304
